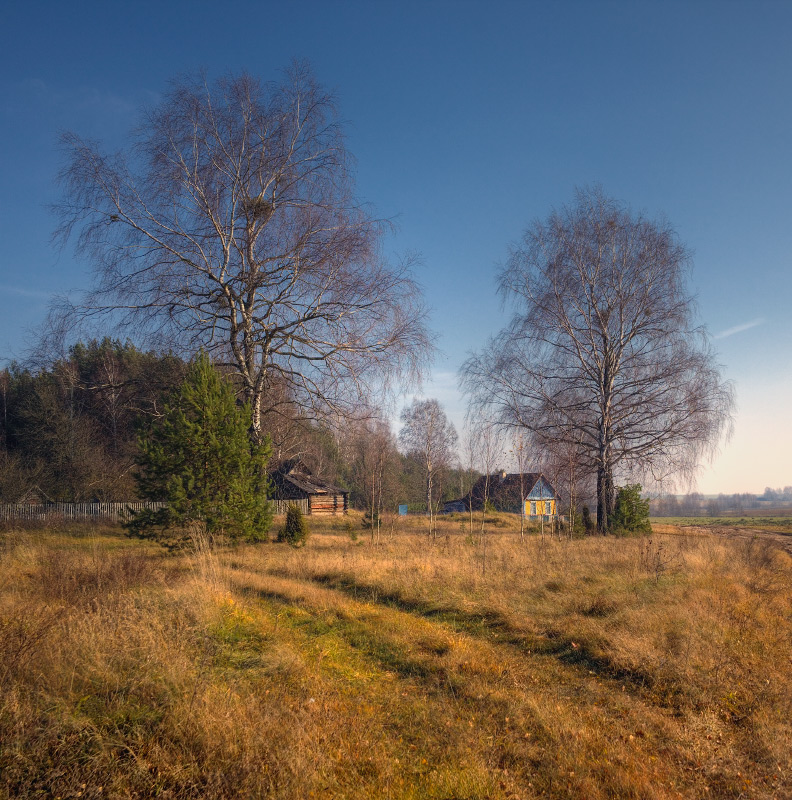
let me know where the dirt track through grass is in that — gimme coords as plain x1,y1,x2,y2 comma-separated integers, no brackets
223,566,690,799
2,520,791,799
219,523,792,798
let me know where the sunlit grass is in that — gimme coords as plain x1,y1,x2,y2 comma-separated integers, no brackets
1,515,790,798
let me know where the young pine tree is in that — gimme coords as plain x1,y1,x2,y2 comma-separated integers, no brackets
125,353,273,546
278,503,309,547
610,484,651,535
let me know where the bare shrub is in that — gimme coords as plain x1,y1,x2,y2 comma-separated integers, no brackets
0,606,63,689
637,537,684,584
35,545,154,604
579,594,619,617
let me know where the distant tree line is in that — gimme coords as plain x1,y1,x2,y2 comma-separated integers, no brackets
651,489,792,517
759,486,792,502
0,339,473,514
0,340,186,502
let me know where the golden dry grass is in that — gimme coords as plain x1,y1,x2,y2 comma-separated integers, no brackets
1,515,790,799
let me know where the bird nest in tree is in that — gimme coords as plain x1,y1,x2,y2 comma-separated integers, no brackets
242,196,274,221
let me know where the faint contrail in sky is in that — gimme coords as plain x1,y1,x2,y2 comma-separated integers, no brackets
713,318,765,340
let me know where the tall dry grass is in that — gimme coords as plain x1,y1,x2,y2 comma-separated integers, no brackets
1,516,790,799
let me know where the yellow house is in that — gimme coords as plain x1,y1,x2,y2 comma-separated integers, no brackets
524,475,557,518
526,498,556,517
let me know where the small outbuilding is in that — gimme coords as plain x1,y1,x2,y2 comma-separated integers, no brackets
269,459,349,515
14,485,53,505
443,471,557,518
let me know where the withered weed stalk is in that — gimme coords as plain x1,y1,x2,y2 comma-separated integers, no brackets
638,537,684,584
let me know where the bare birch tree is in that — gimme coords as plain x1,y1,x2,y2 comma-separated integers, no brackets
345,416,396,541
511,432,528,541
472,420,503,573
459,425,480,535
399,398,457,538
52,65,430,443
462,187,734,534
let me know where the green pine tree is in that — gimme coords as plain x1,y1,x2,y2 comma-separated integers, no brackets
125,353,273,546
610,484,651,535
277,503,309,547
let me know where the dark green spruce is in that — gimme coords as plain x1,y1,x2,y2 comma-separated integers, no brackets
125,353,273,546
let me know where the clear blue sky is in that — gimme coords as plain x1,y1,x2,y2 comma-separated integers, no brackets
1,0,790,493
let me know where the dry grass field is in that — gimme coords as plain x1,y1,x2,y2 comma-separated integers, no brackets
2,513,791,799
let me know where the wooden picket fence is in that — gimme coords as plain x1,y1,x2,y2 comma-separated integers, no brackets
0,496,325,525
0,502,167,523
0,499,311,523
272,499,309,516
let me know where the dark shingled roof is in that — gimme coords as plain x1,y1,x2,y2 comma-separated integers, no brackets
269,459,347,496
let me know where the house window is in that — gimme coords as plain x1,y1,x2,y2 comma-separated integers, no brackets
530,501,536,516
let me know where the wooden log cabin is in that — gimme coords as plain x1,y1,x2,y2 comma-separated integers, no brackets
269,459,349,516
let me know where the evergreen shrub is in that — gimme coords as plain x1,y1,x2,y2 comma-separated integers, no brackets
610,484,651,535
278,503,309,547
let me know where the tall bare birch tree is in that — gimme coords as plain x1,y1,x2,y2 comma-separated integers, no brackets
474,421,502,531
399,398,457,537
462,187,734,534
52,65,430,443
459,425,480,535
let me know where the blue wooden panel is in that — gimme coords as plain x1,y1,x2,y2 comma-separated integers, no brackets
526,477,555,499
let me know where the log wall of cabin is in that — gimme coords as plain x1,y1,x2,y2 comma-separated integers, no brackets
308,493,348,515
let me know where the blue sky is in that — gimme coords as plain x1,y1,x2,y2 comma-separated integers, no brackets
1,0,790,493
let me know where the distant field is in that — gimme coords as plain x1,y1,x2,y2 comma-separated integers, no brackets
1,515,790,799
652,515,792,533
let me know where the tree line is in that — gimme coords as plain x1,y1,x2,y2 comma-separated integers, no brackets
0,339,473,515
652,490,792,517
0,340,186,502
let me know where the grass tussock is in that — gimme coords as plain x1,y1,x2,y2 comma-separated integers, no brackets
1,515,791,799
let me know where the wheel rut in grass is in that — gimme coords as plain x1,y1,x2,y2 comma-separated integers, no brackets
280,569,683,710
228,566,696,726
221,566,718,797
226,569,484,697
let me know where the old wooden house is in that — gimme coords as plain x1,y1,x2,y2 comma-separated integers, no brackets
14,485,53,505
443,471,557,518
269,459,349,516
